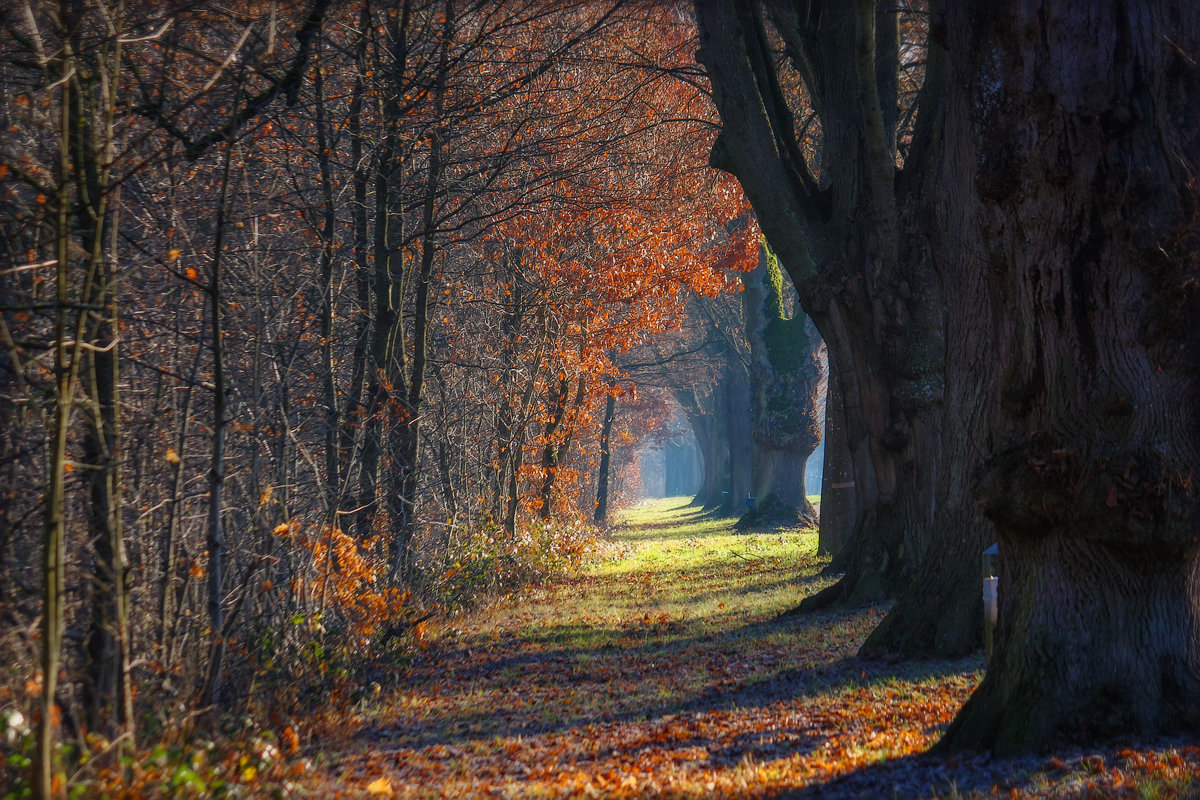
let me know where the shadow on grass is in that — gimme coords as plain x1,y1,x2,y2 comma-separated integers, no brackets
612,519,736,543
774,751,1017,799
368,607,978,754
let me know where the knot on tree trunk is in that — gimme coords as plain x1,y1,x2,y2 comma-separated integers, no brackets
975,435,1196,552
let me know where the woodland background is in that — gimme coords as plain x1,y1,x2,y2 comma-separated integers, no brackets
3,0,1200,798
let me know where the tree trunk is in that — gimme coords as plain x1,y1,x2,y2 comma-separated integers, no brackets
314,31,341,517
345,0,372,532
388,3,453,582
696,0,937,610
795,299,932,610
664,436,701,498
37,19,82,786
200,142,236,710
538,376,571,520
359,2,410,543
65,5,132,741
696,1,992,647
543,374,586,515
80,187,132,745
723,363,754,517
818,346,856,557
740,244,822,529
938,0,1200,753
593,393,617,524
680,395,727,510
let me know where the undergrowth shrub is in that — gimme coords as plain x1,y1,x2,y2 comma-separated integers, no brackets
426,518,603,614
0,515,605,800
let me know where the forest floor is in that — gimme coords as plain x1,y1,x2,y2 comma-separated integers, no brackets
297,498,1199,799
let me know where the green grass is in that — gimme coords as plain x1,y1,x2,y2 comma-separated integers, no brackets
541,496,832,642
428,496,863,725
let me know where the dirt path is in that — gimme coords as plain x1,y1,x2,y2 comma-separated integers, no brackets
310,499,1006,798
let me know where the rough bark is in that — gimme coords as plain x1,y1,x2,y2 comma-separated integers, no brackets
818,346,856,557
696,0,935,610
860,25,994,658
740,244,822,529
696,0,993,646
937,0,1200,753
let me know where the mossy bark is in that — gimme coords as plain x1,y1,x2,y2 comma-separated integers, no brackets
740,244,823,530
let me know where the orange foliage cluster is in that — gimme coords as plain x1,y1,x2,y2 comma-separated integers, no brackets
279,523,412,639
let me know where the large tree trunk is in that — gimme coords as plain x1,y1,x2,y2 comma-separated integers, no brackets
938,0,1200,753
740,245,822,529
696,1,992,648
860,29,994,658
696,1,936,611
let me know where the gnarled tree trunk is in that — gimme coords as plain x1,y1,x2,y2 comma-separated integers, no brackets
697,0,938,611
939,0,1200,753
740,244,822,529
696,0,992,645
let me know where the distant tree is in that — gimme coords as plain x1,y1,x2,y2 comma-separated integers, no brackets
740,243,823,529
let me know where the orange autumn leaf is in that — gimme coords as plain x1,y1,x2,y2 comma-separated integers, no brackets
365,776,393,795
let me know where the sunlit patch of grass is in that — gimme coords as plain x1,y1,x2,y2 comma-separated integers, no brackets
594,497,831,629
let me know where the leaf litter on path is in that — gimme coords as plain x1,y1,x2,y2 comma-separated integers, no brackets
314,499,1200,799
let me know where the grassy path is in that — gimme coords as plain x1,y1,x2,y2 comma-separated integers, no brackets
312,499,1200,799
318,499,988,798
